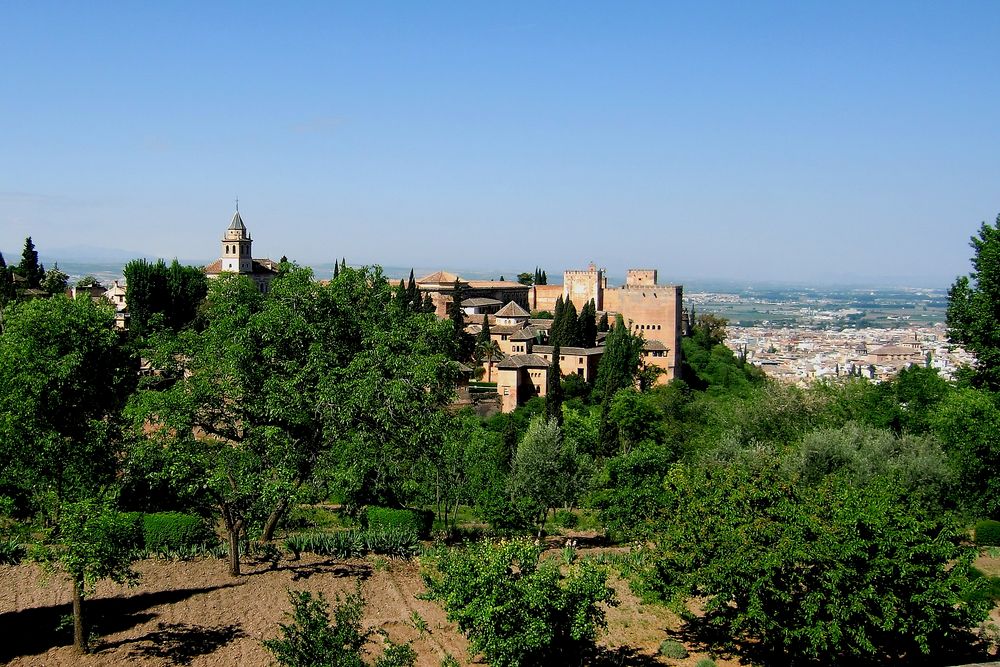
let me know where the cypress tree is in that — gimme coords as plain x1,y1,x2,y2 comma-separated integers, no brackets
563,299,581,347
448,282,471,359
333,261,339,279
422,293,435,313
546,343,563,425
406,269,418,312
540,270,547,285
551,295,565,346
598,312,609,332
18,237,43,288
476,313,492,348
0,252,13,304
394,279,408,313
579,299,597,348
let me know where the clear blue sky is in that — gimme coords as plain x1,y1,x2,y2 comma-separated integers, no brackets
2,1,998,286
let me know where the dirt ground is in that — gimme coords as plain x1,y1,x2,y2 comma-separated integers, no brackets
0,545,742,667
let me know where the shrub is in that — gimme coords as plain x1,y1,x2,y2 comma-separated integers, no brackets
0,537,25,565
264,588,415,667
975,519,1000,546
695,659,716,667
422,539,616,667
659,639,688,659
365,507,432,540
551,509,578,529
142,512,216,551
284,527,419,560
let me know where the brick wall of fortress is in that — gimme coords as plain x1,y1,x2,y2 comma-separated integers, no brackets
529,284,564,312
603,283,682,379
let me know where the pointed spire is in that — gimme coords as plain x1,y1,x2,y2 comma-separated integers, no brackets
229,210,246,231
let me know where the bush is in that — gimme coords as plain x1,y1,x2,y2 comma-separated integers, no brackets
365,507,432,540
975,519,1000,546
264,588,415,667
659,639,688,659
142,512,216,552
422,539,616,666
695,660,716,667
284,527,419,560
0,537,25,565
551,509,578,529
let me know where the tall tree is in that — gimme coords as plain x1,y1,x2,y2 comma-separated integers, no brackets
594,315,645,452
551,295,565,346
0,296,136,652
947,213,1000,389
540,270,547,285
476,314,491,348
546,344,564,425
42,264,69,295
597,312,609,332
406,269,419,312
561,299,581,347
578,299,597,348
448,281,472,359
16,236,44,288
0,252,14,305
124,259,207,340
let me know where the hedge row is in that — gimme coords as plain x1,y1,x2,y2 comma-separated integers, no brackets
364,506,433,539
975,519,1000,546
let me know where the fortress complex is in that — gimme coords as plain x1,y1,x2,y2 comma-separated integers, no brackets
418,263,683,412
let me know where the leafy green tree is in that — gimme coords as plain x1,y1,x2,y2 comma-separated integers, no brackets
422,540,616,667
597,312,609,332
37,499,141,652
517,272,534,286
405,268,419,312
76,275,102,289
561,299,580,347
546,344,563,425
264,588,415,667
642,459,989,664
0,296,136,652
511,416,579,533
593,316,644,402
16,236,44,288
607,389,664,455
41,263,69,295
124,258,207,339
931,387,1000,517
0,251,14,304
592,442,674,541
947,214,1000,389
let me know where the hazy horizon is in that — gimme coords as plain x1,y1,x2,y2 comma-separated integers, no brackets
2,3,998,285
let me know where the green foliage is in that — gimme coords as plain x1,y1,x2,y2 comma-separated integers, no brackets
16,236,44,288
0,296,132,517
421,540,616,667
931,387,1000,517
593,315,644,403
284,527,420,559
658,639,688,659
140,512,216,551
35,498,142,594
947,213,1000,390
263,588,415,667
511,417,582,531
0,537,25,564
975,520,1000,546
42,264,69,295
641,458,990,663
551,509,578,528
123,258,208,339
694,659,716,667
545,344,563,425
364,507,432,540
593,442,674,541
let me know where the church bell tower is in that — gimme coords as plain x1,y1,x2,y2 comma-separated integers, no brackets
221,209,253,274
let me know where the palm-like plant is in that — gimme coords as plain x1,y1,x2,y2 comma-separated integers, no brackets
475,339,504,383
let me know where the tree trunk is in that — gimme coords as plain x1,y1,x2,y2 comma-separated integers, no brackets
73,578,87,653
260,496,290,543
228,525,241,576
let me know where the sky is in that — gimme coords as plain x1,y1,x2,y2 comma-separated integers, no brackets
2,2,999,287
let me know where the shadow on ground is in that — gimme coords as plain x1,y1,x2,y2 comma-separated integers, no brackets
0,582,241,662
118,621,247,665
588,645,665,666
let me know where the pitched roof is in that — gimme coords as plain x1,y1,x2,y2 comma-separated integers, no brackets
229,210,246,231
643,339,669,351
466,280,528,289
204,258,280,276
417,270,460,284
532,345,604,356
495,301,530,318
497,354,550,370
461,297,502,307
870,345,920,356
511,326,540,341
